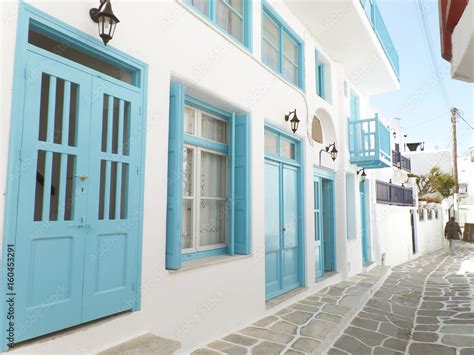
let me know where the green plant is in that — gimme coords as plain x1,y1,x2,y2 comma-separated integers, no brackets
416,167,455,199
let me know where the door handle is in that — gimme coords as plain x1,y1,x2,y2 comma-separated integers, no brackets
283,227,287,232
73,174,89,181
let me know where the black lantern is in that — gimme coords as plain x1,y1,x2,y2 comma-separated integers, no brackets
285,110,300,134
90,0,120,45
357,168,367,181
319,142,338,165
393,130,397,139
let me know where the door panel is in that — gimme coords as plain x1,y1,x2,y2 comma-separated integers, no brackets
265,161,281,297
282,166,298,288
14,52,92,342
314,178,324,278
82,78,141,322
322,179,334,272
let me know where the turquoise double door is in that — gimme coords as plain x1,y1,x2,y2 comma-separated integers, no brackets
12,51,143,343
314,176,335,278
265,159,302,300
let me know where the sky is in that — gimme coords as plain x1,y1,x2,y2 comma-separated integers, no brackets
371,0,474,155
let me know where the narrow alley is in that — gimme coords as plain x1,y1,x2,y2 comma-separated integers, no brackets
192,243,474,355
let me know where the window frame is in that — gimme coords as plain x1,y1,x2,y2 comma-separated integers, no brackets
182,103,231,259
184,0,253,51
261,2,305,90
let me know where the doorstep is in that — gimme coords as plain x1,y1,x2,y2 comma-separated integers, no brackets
191,266,391,355
98,333,181,355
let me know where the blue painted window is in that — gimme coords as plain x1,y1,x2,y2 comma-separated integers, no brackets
185,0,252,50
166,83,251,269
315,50,325,99
261,3,304,89
346,173,357,240
350,90,360,121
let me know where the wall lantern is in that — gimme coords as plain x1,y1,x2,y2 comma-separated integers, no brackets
393,130,397,140
319,142,338,165
284,110,300,134
357,168,367,181
90,0,120,45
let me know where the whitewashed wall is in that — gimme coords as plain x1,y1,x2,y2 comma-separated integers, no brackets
0,0,396,353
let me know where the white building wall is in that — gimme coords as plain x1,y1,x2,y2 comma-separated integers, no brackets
405,150,452,175
0,0,399,353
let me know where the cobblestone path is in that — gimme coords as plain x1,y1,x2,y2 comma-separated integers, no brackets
329,242,474,355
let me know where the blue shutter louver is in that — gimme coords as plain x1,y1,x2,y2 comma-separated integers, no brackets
166,83,185,269
233,114,251,255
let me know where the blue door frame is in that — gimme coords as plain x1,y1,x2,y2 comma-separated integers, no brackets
313,166,336,278
0,4,148,350
264,124,305,300
360,181,370,263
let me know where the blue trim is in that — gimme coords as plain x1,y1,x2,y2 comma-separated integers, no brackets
264,123,306,298
182,248,227,262
313,165,335,181
183,0,253,52
184,135,228,154
261,1,305,91
1,3,148,351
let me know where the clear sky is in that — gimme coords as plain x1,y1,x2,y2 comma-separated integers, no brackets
371,0,474,155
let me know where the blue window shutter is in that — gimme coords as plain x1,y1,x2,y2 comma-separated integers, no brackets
228,113,236,255
166,83,185,270
233,114,251,255
315,50,320,96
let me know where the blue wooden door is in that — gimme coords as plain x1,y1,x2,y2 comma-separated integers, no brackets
265,160,301,300
314,178,324,278
322,179,334,271
360,181,369,263
82,77,141,322
13,51,142,343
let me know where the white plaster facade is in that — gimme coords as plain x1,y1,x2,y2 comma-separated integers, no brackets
0,1,438,353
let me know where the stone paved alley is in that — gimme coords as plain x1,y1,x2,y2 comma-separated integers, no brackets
191,242,474,355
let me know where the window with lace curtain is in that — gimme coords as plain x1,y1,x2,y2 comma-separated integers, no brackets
261,3,304,89
182,106,228,255
185,0,251,49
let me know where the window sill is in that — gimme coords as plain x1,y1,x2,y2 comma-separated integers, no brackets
171,253,253,273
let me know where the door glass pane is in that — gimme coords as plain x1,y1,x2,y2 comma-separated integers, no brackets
34,150,46,221
99,160,106,220
120,163,129,219
68,83,78,147
53,79,65,144
263,15,279,46
283,58,297,85
190,0,209,16
264,132,278,154
217,1,243,42
182,199,193,249
184,106,196,135
281,139,295,159
283,34,298,63
122,102,131,156
201,151,226,198
112,98,120,154
315,212,320,241
101,95,109,153
38,74,50,142
183,147,194,197
109,161,118,220
262,40,279,72
201,113,227,144
49,152,61,221
64,154,76,221
199,199,226,247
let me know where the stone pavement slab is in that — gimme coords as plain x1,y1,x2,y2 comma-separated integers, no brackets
191,266,390,354
329,242,474,355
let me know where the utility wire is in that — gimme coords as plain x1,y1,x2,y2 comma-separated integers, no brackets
457,113,474,130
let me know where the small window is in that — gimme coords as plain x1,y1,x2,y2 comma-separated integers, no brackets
262,5,303,89
186,0,250,49
311,117,323,144
280,139,295,160
264,132,278,154
28,28,137,86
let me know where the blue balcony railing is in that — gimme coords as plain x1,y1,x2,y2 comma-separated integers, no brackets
348,114,391,169
360,0,400,79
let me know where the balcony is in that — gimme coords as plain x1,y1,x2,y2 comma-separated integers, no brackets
284,0,400,95
360,0,400,79
376,181,414,206
392,150,412,172
348,114,391,169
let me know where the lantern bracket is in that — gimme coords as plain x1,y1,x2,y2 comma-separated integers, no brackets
90,0,108,23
